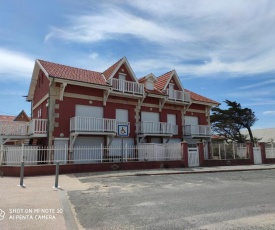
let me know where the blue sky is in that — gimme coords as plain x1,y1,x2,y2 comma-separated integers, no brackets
0,0,275,129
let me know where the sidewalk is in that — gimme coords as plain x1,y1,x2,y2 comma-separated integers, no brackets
0,164,274,230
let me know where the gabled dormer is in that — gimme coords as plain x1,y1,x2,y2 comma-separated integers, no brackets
103,57,144,96
155,70,190,104
138,73,157,91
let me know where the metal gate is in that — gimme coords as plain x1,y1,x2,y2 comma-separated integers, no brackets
253,147,262,165
188,147,199,167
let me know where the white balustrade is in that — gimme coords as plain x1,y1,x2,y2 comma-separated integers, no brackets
139,121,178,135
70,116,116,132
28,119,48,135
184,125,211,136
167,89,191,102
109,78,144,95
0,121,28,135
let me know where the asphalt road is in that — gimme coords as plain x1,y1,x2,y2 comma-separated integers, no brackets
68,170,275,230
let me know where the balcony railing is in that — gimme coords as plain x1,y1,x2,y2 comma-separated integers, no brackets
167,89,191,103
139,122,178,135
70,117,117,133
0,119,47,136
0,121,28,136
108,78,144,95
28,119,48,135
184,125,211,136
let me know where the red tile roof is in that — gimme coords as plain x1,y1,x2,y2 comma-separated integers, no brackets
0,115,16,121
186,89,219,105
145,88,165,96
38,60,107,85
103,58,123,80
155,71,173,90
138,76,146,83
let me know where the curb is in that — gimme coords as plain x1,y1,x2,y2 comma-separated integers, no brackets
86,167,275,178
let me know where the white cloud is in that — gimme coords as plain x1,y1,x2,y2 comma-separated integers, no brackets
239,79,275,90
0,48,34,80
263,111,275,115
45,0,275,77
88,52,99,60
45,8,192,44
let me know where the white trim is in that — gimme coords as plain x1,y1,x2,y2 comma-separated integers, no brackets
108,57,139,83
59,83,67,101
163,70,184,91
53,78,109,90
54,138,69,140
32,94,49,110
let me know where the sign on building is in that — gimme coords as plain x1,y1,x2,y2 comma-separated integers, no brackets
117,124,129,137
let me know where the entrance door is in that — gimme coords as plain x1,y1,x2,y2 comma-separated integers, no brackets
253,147,262,164
188,147,199,167
54,138,68,163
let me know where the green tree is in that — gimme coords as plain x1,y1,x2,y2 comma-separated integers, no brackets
210,100,257,143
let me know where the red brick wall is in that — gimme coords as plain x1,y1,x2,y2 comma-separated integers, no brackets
33,70,49,106
0,161,185,177
112,64,134,81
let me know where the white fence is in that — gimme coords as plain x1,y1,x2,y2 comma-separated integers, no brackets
0,143,182,165
211,143,249,160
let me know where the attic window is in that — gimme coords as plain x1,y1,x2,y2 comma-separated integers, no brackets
119,73,126,80
145,78,154,90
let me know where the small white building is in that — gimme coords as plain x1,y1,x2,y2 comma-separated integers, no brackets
241,128,275,143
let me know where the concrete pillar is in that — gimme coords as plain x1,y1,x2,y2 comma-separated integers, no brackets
197,142,204,167
246,142,254,164
181,142,188,167
258,142,266,164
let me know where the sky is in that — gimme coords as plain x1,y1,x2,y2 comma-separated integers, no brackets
0,0,275,129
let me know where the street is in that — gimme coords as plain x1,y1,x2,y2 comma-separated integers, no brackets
67,170,275,229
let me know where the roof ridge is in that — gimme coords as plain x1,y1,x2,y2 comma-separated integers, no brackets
157,70,173,78
38,59,102,74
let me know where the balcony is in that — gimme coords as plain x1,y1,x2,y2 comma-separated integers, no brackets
138,122,178,135
70,117,117,133
0,119,48,136
0,121,28,136
167,89,191,103
108,78,144,95
184,125,211,137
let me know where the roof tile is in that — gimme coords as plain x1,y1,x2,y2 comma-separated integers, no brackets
155,71,173,90
38,60,107,85
0,115,16,121
186,89,219,105
103,58,123,80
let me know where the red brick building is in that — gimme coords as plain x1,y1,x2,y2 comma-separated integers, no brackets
1,57,219,149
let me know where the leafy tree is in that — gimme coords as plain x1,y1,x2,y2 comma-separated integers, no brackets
210,100,257,143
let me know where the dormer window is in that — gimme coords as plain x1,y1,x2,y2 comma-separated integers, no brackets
145,78,154,90
142,74,157,90
119,73,126,80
